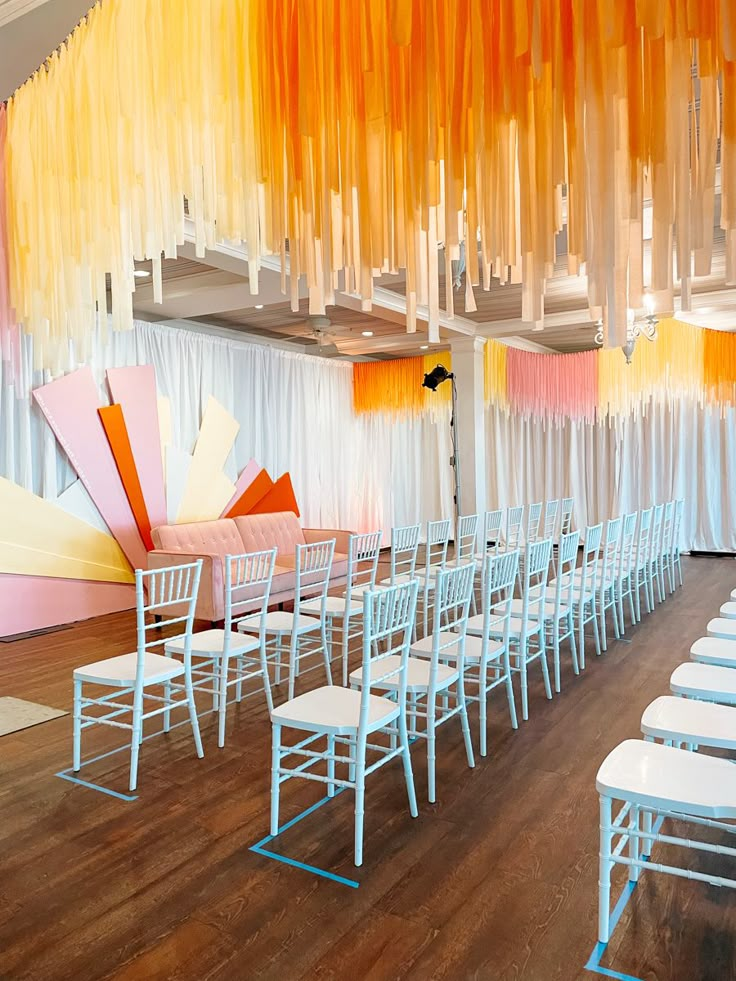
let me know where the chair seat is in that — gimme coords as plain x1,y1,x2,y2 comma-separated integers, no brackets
595,738,736,819
271,685,398,736
641,695,736,751
238,611,321,635
350,655,459,693
707,618,736,641
165,628,259,658
498,598,571,621
720,601,736,620
732,587,736,601
302,595,363,618
74,652,185,687
670,662,736,704
690,636,736,668
410,632,503,663
466,612,540,639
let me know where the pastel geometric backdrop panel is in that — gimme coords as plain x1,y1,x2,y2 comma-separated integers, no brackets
176,396,239,523
106,366,167,529
0,575,135,637
32,367,148,570
221,458,260,516
98,404,155,551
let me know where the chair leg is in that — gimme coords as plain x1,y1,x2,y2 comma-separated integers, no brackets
553,629,561,694
591,600,602,657
520,645,529,722
458,682,475,770
354,740,367,867
598,795,613,944
321,622,333,687
504,652,518,730
288,635,298,701
217,658,229,749
341,617,350,688
479,662,488,756
569,615,579,677
270,725,282,835
628,804,641,883
599,596,608,653
577,608,586,671
427,700,437,803
611,590,621,640
185,669,205,760
129,691,144,792
260,643,274,715
327,734,336,798
73,679,82,772
398,710,418,818
539,633,553,700
634,577,642,623
163,678,172,732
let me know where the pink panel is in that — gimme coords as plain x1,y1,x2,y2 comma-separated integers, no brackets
221,458,260,516
33,368,148,569
0,575,135,637
506,348,598,422
106,366,167,529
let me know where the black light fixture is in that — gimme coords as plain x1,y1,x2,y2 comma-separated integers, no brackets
422,364,453,391
421,364,461,518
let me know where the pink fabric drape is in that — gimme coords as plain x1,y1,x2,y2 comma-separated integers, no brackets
0,104,20,381
506,348,598,423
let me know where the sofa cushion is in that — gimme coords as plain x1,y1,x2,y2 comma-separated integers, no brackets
152,519,244,559
234,512,306,557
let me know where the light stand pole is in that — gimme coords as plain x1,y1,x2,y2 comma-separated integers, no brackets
422,364,461,527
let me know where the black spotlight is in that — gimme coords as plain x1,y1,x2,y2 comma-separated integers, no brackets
422,364,453,391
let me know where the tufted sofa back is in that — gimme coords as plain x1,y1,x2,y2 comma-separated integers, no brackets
234,511,305,557
151,518,245,558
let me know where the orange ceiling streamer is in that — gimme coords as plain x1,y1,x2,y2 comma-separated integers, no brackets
3,1,736,370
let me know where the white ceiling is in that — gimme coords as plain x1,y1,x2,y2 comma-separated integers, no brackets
0,0,91,99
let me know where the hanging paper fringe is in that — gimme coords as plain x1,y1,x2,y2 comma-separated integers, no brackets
0,105,20,384
506,348,598,423
3,2,736,372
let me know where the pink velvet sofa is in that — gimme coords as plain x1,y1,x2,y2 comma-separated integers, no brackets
148,511,351,621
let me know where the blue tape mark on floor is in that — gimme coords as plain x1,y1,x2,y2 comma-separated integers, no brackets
584,816,666,981
250,788,361,888
55,771,138,802
54,710,210,801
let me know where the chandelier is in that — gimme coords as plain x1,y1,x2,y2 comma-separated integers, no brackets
595,295,658,364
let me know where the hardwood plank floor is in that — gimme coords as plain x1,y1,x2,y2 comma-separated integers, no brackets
1,556,735,980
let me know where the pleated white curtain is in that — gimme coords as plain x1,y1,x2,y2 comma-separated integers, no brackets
486,403,736,552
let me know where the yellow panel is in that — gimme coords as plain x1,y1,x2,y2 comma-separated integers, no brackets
0,478,134,583
176,397,240,524
157,397,172,473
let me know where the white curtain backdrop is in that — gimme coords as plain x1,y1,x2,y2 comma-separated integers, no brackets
1,318,733,551
486,403,736,552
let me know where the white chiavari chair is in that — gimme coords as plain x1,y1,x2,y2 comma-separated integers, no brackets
272,580,420,867
165,548,276,747
659,500,675,597
239,540,335,701
615,512,638,634
596,517,622,652
72,561,204,791
559,497,574,536
633,507,654,622
562,522,602,670
542,499,559,541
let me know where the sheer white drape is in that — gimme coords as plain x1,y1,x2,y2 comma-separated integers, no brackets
0,320,371,531
486,403,736,552
1,318,732,550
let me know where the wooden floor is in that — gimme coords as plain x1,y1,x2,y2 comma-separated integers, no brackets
1,556,735,981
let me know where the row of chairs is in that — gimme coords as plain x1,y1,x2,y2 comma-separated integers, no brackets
596,572,736,946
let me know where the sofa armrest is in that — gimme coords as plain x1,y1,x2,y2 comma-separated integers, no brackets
302,528,355,554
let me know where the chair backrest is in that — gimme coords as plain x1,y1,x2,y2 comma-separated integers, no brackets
543,500,559,540
482,509,504,554
560,497,574,536
427,564,475,691
425,518,451,573
635,507,653,570
600,517,622,591
135,561,203,678
551,530,580,618
479,549,520,654
389,523,421,583
650,504,664,562
345,531,383,600
519,538,552,635
224,549,278,650
672,498,685,557
618,512,638,583
661,501,675,557
358,580,419,735
456,514,479,564
577,523,603,601
526,502,543,542
294,540,336,615
505,505,524,548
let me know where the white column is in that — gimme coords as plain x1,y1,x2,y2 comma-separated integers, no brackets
449,336,487,519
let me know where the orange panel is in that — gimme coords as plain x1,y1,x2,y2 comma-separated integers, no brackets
249,473,300,518
225,469,274,518
98,405,154,551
